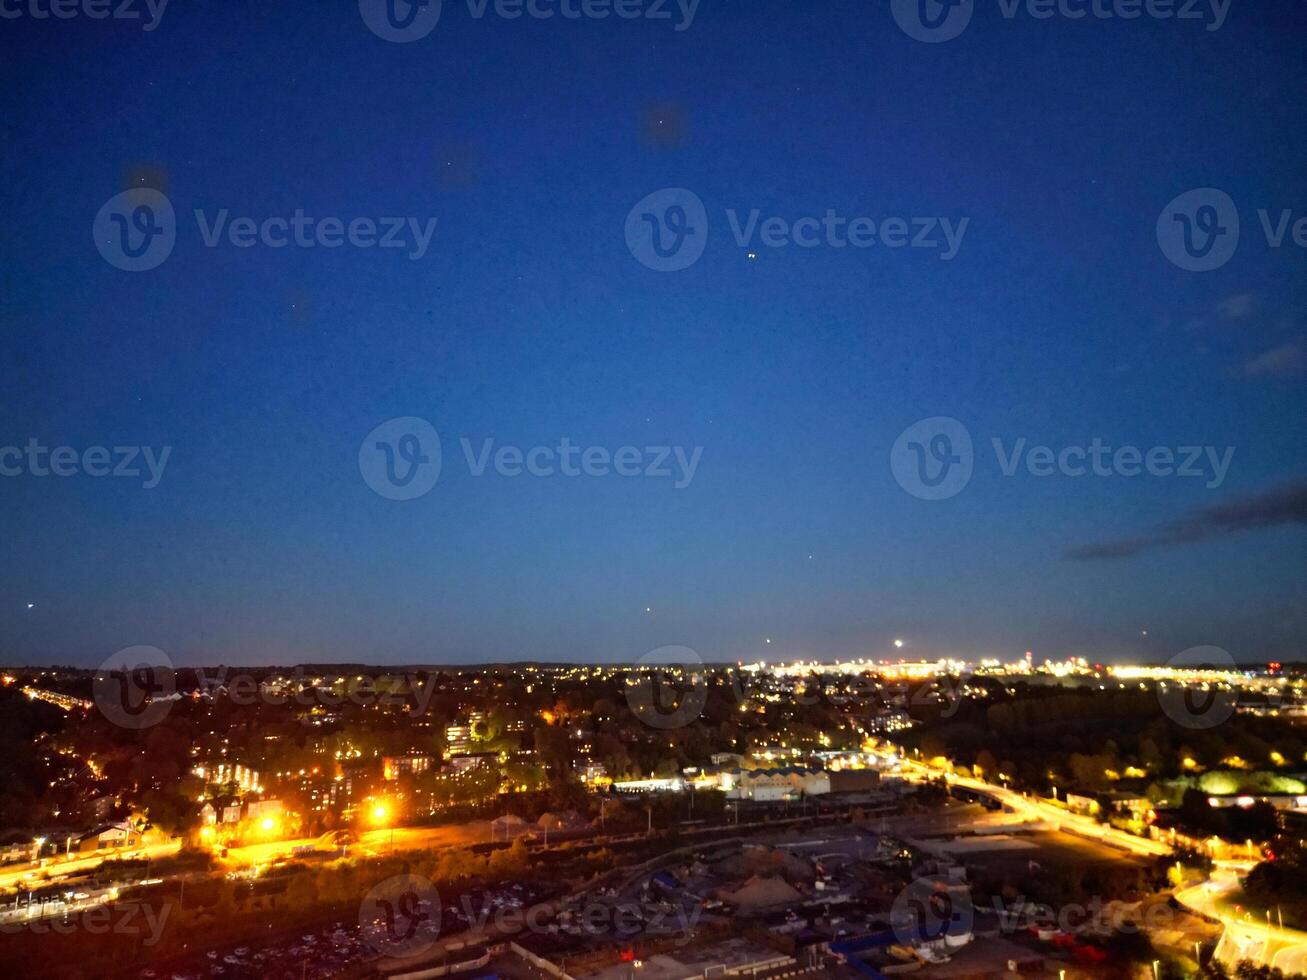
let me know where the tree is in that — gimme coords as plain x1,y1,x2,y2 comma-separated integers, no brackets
488,837,528,878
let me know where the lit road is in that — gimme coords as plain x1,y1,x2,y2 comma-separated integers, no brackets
898,759,1172,857
0,820,493,893
220,820,492,868
896,755,1307,972
1176,870,1307,974
0,841,180,893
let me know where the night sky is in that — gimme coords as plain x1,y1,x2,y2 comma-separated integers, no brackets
2,0,1304,666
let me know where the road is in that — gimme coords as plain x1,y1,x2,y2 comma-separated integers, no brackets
0,820,493,893
1176,869,1307,974
899,759,1171,857
220,820,492,868
0,840,180,893
899,756,1307,972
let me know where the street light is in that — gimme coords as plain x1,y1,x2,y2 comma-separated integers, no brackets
370,800,395,851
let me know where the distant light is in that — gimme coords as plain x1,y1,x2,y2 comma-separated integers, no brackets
26,603,34,610
893,639,904,649
746,252,757,260
644,607,652,614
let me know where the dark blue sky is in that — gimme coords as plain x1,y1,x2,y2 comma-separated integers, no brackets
2,0,1304,666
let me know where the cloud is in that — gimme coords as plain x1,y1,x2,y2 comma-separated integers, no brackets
1217,293,1257,320
1066,479,1307,560
1240,340,1305,379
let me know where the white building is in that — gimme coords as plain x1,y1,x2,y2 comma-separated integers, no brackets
721,767,830,801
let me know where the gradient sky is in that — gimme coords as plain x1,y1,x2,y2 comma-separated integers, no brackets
2,0,1304,667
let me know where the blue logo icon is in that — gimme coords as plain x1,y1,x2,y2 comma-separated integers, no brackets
891,877,974,946
359,417,442,500
93,189,176,272
892,0,974,43
625,188,708,272
93,645,177,729
360,875,442,958
891,417,974,500
359,0,442,42
1156,188,1240,272
1158,646,1238,730
627,646,709,730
